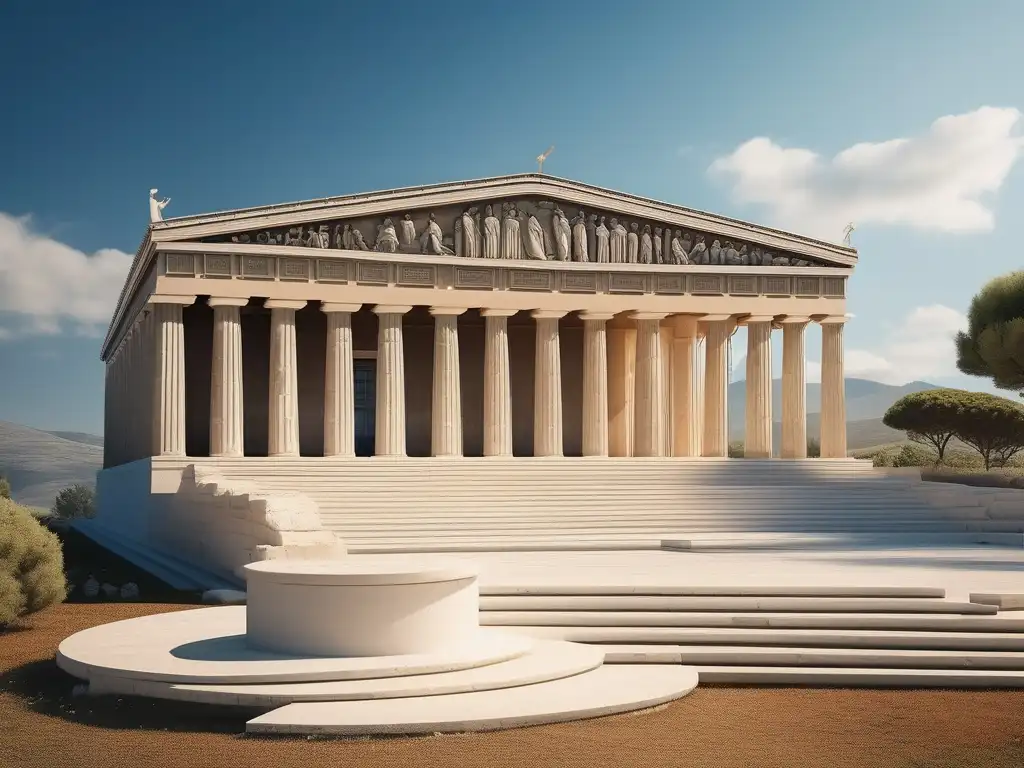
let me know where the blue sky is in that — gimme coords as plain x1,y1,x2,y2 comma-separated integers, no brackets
1,0,1023,434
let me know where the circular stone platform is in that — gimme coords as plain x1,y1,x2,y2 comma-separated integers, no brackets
244,556,479,657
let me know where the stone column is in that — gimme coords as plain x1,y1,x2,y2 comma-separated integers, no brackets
373,305,412,457
632,312,669,457
532,310,567,457
607,320,636,457
125,324,137,461
266,299,306,457
660,322,675,456
430,307,467,457
694,331,706,456
321,303,361,458
671,316,701,457
702,315,733,458
139,310,154,459
208,297,247,458
580,312,613,457
482,309,517,457
780,316,810,459
819,316,849,459
150,296,195,457
744,316,775,458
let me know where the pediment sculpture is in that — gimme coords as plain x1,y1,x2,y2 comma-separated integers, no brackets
215,197,829,268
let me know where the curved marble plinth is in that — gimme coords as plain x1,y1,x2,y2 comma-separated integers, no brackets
244,556,480,657
56,606,532,685
84,639,606,705
245,665,699,735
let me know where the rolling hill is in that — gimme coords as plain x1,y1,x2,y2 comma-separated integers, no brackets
0,421,103,509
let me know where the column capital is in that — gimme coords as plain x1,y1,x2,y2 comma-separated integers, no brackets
700,314,734,323
372,304,413,315
148,294,196,307
739,314,778,325
264,299,307,311
629,311,670,321
481,308,519,318
779,315,811,325
670,314,701,336
429,306,468,317
207,296,249,308
321,302,362,314
531,309,568,320
578,311,616,322
816,314,850,325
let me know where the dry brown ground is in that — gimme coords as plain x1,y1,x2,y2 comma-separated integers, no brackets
2,603,1024,768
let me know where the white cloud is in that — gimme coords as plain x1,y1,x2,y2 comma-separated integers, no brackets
708,107,1024,240
0,213,133,339
811,304,967,385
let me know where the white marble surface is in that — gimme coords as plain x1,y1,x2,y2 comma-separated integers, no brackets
243,555,477,585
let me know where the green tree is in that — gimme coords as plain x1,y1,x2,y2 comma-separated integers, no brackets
951,391,1024,470
882,388,963,464
956,271,1024,397
51,484,95,521
0,476,10,500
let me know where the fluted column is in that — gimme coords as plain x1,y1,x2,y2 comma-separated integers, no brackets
140,310,154,459
482,309,517,456
660,322,674,456
743,316,774,458
781,316,810,459
208,298,247,457
702,315,733,458
580,312,613,457
430,307,466,457
607,320,636,457
671,316,700,457
819,316,849,459
694,331,706,456
322,303,361,458
126,324,138,460
532,310,567,457
373,305,412,457
150,296,195,457
266,299,305,457
632,312,669,457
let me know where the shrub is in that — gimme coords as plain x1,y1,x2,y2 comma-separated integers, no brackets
728,442,745,458
0,497,67,627
0,475,9,499
51,484,95,521
806,438,821,458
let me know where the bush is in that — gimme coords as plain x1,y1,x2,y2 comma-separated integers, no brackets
806,438,821,458
0,497,67,627
0,475,10,499
51,484,95,521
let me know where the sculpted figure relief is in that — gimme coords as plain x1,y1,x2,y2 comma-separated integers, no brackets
482,204,501,258
400,214,417,247
653,226,663,265
304,226,324,249
595,216,610,263
524,211,548,260
690,234,708,264
285,227,303,247
501,204,523,260
671,230,690,265
639,224,653,265
608,217,627,263
375,218,400,253
723,241,741,265
551,208,571,261
586,214,598,260
709,239,722,266
571,211,589,262
459,208,480,259
627,222,640,264
420,213,454,256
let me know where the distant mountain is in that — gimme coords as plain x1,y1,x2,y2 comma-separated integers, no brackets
727,378,939,444
0,421,102,509
45,430,104,448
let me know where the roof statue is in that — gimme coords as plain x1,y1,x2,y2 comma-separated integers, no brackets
149,188,171,223
536,145,554,174
842,222,855,246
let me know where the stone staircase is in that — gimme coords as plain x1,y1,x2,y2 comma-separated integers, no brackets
189,457,1024,552
477,584,1024,686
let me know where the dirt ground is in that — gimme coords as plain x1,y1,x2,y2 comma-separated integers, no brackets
2,604,1023,768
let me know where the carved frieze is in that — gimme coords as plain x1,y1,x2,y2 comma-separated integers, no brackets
165,253,195,276
240,255,273,279
317,259,349,282
655,274,685,294
454,267,494,289
356,263,390,285
396,264,436,287
202,195,839,270
763,276,791,296
609,273,648,294
204,254,233,277
795,277,821,297
279,258,311,281
691,275,724,295
509,270,553,291
562,273,598,293
823,277,846,298
728,276,758,296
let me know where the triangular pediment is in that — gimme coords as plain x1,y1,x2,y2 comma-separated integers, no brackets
152,174,856,269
